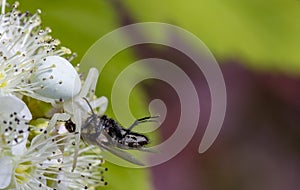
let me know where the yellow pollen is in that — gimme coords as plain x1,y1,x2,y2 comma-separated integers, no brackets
15,161,35,184
0,73,7,87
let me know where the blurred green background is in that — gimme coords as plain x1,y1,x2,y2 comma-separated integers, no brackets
20,0,300,190
22,0,300,74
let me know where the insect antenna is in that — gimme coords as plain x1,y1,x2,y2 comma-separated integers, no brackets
82,97,96,115
82,97,103,136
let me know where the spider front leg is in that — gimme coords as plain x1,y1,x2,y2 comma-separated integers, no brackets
89,96,108,115
30,113,72,156
47,113,71,134
64,68,107,118
63,68,108,171
71,109,82,172
47,112,81,172
78,68,108,116
79,68,99,100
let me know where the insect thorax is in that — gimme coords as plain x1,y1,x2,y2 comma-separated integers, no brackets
81,115,103,145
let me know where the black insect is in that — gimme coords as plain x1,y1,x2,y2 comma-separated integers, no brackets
97,115,152,148
67,97,158,165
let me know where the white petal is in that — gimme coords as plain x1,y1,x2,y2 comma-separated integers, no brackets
0,95,31,152
11,130,28,155
0,94,32,120
57,173,68,189
0,156,13,189
31,56,81,101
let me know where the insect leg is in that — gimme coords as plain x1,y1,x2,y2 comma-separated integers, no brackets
127,116,159,132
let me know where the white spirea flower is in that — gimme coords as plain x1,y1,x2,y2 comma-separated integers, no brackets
0,133,107,189
0,1,109,189
0,94,31,154
57,143,108,189
0,1,81,103
0,156,12,189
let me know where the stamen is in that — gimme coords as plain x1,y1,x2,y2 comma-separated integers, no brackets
1,0,6,15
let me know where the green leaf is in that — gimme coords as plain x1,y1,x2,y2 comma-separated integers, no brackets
123,0,300,74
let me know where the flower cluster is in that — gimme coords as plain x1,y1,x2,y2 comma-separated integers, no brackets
0,1,108,189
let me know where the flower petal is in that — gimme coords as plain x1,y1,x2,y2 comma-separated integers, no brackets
11,130,28,155
0,95,31,150
0,95,32,121
0,156,13,189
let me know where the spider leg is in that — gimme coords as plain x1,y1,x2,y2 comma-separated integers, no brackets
72,109,82,172
78,68,108,116
62,68,108,171
79,68,99,99
47,113,70,133
28,113,71,154
89,96,108,115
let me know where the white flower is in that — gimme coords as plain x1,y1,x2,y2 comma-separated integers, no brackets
0,1,80,103
0,94,31,155
57,144,108,189
0,2,109,189
0,156,12,189
0,132,107,190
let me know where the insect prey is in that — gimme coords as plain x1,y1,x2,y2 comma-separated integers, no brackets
68,97,158,165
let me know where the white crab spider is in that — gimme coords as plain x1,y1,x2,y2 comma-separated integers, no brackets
47,67,108,171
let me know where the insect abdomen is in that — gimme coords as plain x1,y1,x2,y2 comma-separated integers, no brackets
121,133,149,148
